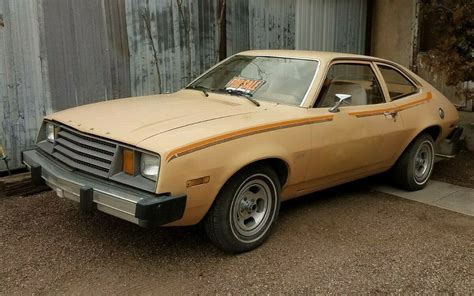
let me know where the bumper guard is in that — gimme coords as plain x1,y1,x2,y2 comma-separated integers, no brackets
22,149,186,227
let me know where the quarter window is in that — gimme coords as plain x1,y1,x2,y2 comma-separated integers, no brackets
317,63,385,108
378,65,418,100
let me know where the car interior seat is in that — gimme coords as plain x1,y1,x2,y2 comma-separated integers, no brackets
319,81,368,107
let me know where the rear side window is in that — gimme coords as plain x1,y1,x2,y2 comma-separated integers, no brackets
378,65,418,100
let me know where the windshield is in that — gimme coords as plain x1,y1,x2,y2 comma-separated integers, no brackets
189,55,319,106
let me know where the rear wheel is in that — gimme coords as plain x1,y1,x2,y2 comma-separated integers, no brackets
392,133,435,191
204,165,281,253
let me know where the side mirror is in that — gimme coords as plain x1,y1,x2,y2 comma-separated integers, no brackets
329,94,352,113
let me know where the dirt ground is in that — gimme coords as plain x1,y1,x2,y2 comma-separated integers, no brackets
431,150,474,188
1,179,473,295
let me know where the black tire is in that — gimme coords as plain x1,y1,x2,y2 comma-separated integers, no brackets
392,133,435,191
204,164,281,253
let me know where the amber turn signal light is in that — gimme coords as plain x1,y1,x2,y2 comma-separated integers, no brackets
123,149,134,175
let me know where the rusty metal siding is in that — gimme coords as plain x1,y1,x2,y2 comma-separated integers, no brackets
125,0,219,96
227,0,366,55
0,0,131,171
0,0,47,171
41,0,131,111
295,0,368,54
103,0,131,100
0,0,369,172
226,0,250,54
227,0,296,55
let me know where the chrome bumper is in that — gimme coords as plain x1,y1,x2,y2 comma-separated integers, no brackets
22,149,186,227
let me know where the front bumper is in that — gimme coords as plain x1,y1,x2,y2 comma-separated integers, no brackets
22,149,186,227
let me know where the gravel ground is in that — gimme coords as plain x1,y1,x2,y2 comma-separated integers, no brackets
432,150,474,188
1,181,473,295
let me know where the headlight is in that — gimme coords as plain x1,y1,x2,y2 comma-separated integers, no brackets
140,153,160,181
46,122,56,143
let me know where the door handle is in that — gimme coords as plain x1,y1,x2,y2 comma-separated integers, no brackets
383,111,398,117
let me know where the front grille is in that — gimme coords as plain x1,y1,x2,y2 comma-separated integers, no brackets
51,128,118,177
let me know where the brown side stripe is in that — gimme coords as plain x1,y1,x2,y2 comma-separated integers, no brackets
166,115,333,162
349,92,432,118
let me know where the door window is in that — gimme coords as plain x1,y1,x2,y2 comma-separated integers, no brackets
317,63,385,108
378,65,418,100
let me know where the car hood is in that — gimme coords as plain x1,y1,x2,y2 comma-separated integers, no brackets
46,90,270,145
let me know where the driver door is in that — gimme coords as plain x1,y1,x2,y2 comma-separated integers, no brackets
301,61,405,192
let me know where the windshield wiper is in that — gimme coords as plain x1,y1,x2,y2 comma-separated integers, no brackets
224,89,260,107
186,85,209,97
187,85,260,106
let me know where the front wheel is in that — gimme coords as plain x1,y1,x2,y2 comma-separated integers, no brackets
392,133,435,191
204,165,281,253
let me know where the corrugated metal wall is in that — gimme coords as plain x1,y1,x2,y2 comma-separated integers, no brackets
0,0,47,171
126,0,219,96
0,0,368,171
227,0,296,55
296,0,368,54
41,0,131,111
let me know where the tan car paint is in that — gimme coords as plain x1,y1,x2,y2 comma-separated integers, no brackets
45,50,459,226
46,92,265,146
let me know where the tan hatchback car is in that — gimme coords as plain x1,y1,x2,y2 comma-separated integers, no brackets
23,50,461,252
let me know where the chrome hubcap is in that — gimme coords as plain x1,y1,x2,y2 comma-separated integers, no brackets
413,141,434,184
231,175,275,241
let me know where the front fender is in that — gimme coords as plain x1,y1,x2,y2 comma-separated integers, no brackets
156,125,310,226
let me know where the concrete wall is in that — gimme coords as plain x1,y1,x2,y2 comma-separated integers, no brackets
370,0,417,68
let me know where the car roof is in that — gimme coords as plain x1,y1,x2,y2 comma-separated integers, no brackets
238,50,392,64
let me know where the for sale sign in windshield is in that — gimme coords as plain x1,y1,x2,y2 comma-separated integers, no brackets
225,77,265,94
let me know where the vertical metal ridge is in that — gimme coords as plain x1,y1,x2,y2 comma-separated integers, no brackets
227,0,295,56
126,0,219,97
295,0,368,54
0,0,47,172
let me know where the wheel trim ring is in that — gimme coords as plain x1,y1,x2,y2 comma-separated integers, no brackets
229,174,278,244
413,140,434,185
